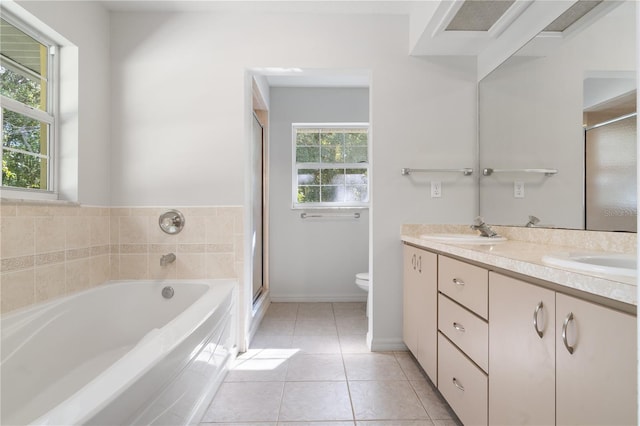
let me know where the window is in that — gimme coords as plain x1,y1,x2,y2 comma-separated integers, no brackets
1,15,56,194
293,123,369,208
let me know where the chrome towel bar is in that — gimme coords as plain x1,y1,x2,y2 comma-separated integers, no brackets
482,168,558,177
401,168,473,176
300,212,361,219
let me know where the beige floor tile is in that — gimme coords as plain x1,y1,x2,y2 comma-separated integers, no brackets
336,317,368,335
349,381,429,421
356,421,434,426
291,335,342,354
202,423,276,426
432,420,462,426
279,381,353,422
394,352,427,381
265,302,299,320
294,319,338,336
296,302,335,320
343,353,407,381
224,357,289,382
285,354,346,381
202,382,283,423
339,334,370,354
281,422,355,426
333,302,366,318
249,333,294,350
410,380,456,421
258,319,296,336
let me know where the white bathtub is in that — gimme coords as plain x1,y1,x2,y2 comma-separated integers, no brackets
1,279,237,426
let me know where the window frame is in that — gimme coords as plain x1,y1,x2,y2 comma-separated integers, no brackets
1,10,58,200
291,122,370,209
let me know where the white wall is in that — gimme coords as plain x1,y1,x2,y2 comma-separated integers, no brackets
269,87,369,302
109,11,478,349
479,2,635,229
15,0,111,205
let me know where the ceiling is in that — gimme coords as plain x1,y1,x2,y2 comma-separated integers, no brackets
101,0,417,14
95,0,622,85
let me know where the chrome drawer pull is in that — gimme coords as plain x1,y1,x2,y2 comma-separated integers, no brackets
452,278,465,286
453,322,466,332
452,377,465,392
533,301,544,338
562,312,575,354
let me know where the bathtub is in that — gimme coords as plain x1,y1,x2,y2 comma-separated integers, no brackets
1,279,237,426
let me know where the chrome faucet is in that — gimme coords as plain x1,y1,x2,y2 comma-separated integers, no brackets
470,216,498,238
160,253,176,266
525,215,540,227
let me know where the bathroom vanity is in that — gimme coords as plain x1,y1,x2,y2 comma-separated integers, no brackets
401,225,637,426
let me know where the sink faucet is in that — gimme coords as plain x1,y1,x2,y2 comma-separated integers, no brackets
470,216,498,238
160,253,176,266
525,215,540,227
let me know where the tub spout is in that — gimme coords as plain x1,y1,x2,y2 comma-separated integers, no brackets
160,253,176,266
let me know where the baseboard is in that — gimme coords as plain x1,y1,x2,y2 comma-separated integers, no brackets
270,294,367,303
369,336,408,352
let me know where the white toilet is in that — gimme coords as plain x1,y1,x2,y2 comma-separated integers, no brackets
355,272,370,317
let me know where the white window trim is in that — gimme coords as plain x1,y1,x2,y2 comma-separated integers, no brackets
292,122,370,209
1,8,59,201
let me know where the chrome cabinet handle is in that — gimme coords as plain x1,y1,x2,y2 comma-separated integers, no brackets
418,256,422,273
452,278,465,286
533,301,544,338
452,377,465,392
453,322,466,332
562,312,575,354
411,254,416,270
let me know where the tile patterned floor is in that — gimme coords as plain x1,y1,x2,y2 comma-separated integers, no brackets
201,302,460,426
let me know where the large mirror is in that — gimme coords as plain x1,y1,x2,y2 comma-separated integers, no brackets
479,0,636,231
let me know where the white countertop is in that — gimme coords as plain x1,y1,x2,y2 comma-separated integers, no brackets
401,227,637,307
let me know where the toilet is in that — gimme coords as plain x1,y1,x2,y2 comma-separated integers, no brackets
355,272,369,292
355,272,370,317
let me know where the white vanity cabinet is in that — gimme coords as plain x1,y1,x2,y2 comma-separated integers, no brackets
437,256,489,426
556,293,637,426
489,273,556,426
402,242,637,426
489,272,637,426
402,244,438,382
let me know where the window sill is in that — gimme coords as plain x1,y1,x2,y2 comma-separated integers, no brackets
292,205,370,210
0,188,77,206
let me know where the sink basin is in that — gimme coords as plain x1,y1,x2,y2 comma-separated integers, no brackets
419,233,507,245
542,252,637,277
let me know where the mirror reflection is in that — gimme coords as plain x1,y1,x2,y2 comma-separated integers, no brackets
478,1,636,231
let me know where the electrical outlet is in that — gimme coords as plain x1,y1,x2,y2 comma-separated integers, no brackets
431,180,442,198
514,181,525,198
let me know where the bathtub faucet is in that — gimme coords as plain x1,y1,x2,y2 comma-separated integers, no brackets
160,253,176,266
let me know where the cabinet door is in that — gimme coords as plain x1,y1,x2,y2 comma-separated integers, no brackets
489,273,555,426
403,245,419,355
556,293,637,426
402,245,437,383
416,250,437,382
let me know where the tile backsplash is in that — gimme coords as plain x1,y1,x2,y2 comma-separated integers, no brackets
0,200,244,314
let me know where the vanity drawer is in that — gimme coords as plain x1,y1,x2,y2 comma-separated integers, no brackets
438,332,488,426
438,294,488,372
438,256,488,319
